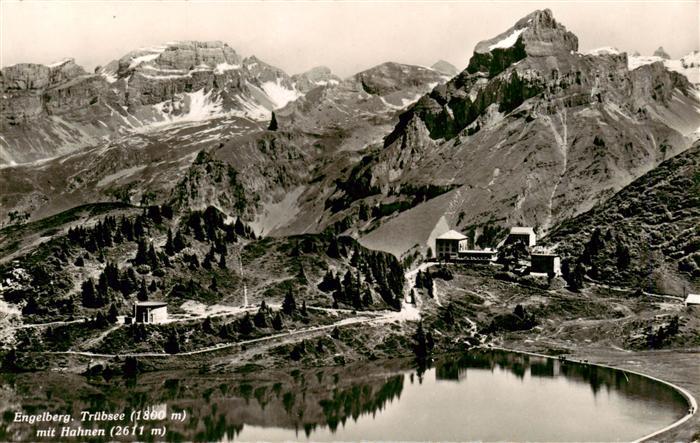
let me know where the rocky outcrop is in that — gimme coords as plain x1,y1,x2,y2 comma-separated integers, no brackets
653,46,671,60
291,66,340,93
0,59,98,125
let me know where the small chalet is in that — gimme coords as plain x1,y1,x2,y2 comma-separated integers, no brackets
506,227,537,247
130,301,168,324
685,294,700,307
436,230,468,261
531,253,562,276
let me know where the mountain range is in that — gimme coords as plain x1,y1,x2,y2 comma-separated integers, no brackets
1,8,699,290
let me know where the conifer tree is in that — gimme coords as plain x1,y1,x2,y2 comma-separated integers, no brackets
238,312,255,336
173,230,186,252
272,311,284,330
107,304,119,323
413,321,429,360
134,239,148,265
97,272,109,298
165,228,175,256
147,243,159,269
268,111,278,131
327,237,340,259
362,288,373,306
164,330,181,354
137,278,148,301
282,288,297,315
254,304,268,328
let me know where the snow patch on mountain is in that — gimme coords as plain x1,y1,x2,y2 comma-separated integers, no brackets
100,70,118,83
628,55,664,70
214,63,241,74
628,51,699,84
489,28,526,51
260,78,302,109
47,58,73,68
150,89,224,128
586,47,621,56
128,49,166,69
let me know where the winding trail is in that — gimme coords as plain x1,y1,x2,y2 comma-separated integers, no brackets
43,305,415,359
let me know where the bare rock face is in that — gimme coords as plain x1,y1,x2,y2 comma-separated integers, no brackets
117,41,241,76
336,9,700,257
0,41,305,164
354,62,441,96
468,9,578,75
291,66,340,93
1,59,93,125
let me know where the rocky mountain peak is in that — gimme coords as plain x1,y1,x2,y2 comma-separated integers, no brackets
292,66,341,93
653,46,671,60
466,9,577,76
115,41,242,77
430,60,458,77
473,9,577,57
352,62,443,96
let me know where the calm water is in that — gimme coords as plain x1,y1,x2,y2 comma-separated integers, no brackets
0,350,688,442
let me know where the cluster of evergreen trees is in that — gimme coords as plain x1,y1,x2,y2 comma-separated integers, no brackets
67,206,172,253
561,228,635,291
217,291,305,340
320,240,403,310
413,321,435,360
81,261,152,308
319,268,373,309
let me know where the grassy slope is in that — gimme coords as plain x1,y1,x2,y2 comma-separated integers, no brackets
0,203,404,356
545,143,700,294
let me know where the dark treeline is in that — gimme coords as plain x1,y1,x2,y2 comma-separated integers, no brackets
318,237,404,310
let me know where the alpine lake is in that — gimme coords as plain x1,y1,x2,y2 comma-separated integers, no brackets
0,349,688,442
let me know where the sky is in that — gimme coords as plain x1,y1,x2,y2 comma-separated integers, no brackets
1,1,698,78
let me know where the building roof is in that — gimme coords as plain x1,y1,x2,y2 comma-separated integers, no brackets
135,301,168,307
685,294,700,305
510,227,536,236
437,230,468,240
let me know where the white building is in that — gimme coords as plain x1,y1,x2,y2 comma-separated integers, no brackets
506,227,537,247
436,230,468,261
685,293,700,307
133,301,168,324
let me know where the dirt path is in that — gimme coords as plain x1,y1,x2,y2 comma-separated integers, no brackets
44,308,404,359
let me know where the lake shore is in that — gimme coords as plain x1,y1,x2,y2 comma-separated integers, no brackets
502,340,700,442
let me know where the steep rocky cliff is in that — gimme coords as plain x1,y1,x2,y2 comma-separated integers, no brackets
0,42,308,164
0,57,448,230
342,9,700,257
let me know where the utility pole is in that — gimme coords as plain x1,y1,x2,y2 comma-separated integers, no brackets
237,250,248,307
